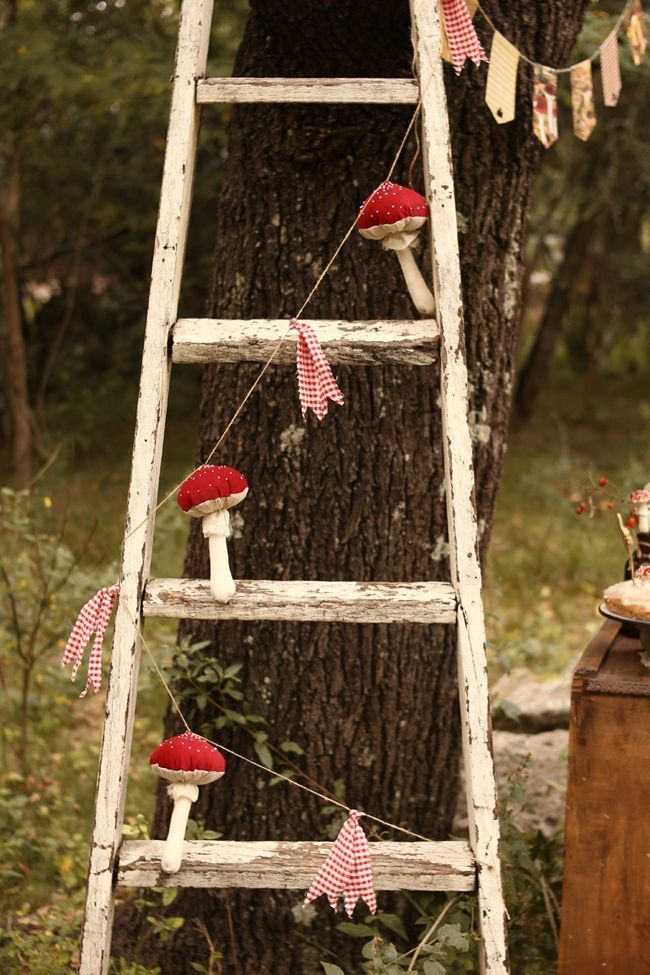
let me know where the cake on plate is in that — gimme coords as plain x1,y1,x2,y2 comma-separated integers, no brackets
604,566,650,622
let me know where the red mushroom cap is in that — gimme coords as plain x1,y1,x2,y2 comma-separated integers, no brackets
357,181,429,233
150,731,226,785
636,565,650,582
627,489,650,505
178,465,249,516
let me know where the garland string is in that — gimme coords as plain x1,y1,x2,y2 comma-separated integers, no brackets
475,0,634,74
127,603,442,847
123,95,425,545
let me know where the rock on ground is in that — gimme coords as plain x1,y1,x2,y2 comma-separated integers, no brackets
491,668,571,732
454,729,569,835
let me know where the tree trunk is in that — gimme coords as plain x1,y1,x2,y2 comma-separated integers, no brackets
0,196,32,488
515,215,597,422
115,1,588,971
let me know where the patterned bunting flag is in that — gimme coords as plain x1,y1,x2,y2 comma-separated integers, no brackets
600,31,622,106
304,810,376,916
532,66,559,148
290,319,344,421
485,31,520,123
624,0,647,65
441,0,488,75
61,584,120,696
440,0,478,64
571,60,597,141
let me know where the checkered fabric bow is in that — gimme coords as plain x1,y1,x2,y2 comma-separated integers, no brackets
305,810,377,916
290,318,344,421
442,0,487,75
61,584,120,697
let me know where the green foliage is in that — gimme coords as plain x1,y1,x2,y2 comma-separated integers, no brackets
0,0,248,448
0,486,111,774
325,765,563,974
487,376,649,676
170,636,306,783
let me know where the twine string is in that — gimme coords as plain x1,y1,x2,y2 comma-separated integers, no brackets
129,603,438,845
123,92,426,546
476,0,634,74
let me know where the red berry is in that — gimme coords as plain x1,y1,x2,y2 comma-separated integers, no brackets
607,502,614,510
576,506,583,515
627,515,638,528
598,477,607,487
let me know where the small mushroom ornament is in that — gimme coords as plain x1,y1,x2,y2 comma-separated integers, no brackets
150,731,226,874
178,465,249,603
357,181,435,315
628,485,650,534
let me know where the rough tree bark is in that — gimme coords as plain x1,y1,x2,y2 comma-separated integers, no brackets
116,1,587,972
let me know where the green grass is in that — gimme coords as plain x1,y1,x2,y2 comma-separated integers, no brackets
486,373,650,674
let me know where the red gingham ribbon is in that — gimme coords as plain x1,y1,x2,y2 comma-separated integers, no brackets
442,0,488,75
290,319,344,421
305,810,377,916
61,584,120,697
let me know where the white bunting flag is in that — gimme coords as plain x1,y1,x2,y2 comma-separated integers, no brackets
485,31,520,123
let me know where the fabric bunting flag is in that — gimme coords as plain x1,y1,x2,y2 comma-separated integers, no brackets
571,60,597,142
532,66,559,148
441,0,488,75
485,31,519,123
440,0,478,64
304,810,376,916
624,0,647,65
290,318,344,421
600,31,622,106
61,584,120,696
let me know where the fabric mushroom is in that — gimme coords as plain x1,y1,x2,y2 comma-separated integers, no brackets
178,465,249,604
357,181,435,315
150,731,226,874
628,486,650,534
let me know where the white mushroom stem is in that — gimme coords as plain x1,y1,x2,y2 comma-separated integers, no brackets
161,782,199,874
203,508,236,604
394,246,435,315
636,502,649,534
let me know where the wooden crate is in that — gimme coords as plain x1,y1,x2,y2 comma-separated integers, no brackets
558,620,650,974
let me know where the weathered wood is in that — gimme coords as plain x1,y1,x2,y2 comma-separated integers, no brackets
197,77,419,104
77,3,215,974
409,1,509,972
172,318,439,365
559,624,650,974
143,578,458,623
118,839,475,891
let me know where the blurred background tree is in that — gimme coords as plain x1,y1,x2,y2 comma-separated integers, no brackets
0,0,246,480
516,9,649,419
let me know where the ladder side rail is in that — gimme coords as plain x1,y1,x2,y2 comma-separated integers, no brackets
78,2,215,972
408,1,509,972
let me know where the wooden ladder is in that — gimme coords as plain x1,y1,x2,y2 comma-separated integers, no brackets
78,1,509,972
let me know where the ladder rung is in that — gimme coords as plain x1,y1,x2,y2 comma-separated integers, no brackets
172,318,439,366
197,77,419,104
118,840,475,891
142,579,458,624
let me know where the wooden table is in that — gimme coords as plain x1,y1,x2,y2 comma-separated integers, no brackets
558,620,650,974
